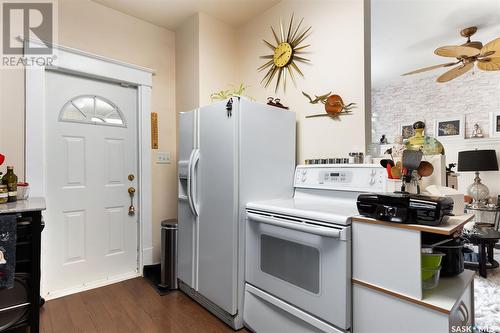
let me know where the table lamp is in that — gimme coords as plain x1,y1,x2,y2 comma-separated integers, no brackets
457,149,498,206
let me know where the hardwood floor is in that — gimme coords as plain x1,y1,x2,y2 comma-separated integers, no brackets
40,278,249,333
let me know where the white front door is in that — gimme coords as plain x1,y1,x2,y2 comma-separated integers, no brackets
43,70,138,297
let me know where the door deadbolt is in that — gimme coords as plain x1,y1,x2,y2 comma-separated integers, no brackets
128,174,135,181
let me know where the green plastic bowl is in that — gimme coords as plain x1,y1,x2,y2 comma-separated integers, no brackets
421,252,445,280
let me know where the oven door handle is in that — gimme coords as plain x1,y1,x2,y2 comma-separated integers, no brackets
247,212,349,240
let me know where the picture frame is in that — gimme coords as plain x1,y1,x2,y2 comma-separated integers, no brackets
434,116,465,139
398,123,416,140
489,111,500,138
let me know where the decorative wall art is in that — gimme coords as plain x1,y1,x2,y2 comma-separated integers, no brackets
258,14,312,93
490,111,500,138
399,123,416,140
435,116,465,139
302,91,357,119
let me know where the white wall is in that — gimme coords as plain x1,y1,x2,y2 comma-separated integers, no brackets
372,71,500,143
372,67,500,202
237,0,368,163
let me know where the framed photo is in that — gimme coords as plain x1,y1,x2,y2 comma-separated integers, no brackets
434,117,465,139
490,111,500,138
399,123,416,140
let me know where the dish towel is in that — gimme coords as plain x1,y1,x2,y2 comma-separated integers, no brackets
0,214,17,289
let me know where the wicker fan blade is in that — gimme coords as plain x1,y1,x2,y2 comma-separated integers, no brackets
477,57,500,71
480,38,500,58
402,62,458,76
436,62,473,83
434,45,480,58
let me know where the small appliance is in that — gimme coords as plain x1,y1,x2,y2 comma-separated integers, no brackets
356,193,454,225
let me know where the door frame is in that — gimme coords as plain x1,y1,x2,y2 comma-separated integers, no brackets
25,40,154,296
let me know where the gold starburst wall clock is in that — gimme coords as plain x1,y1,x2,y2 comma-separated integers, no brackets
258,14,312,93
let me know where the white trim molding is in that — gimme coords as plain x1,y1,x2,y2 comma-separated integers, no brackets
25,42,154,295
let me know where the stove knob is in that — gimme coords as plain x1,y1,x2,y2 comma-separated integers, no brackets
369,178,376,185
370,169,377,176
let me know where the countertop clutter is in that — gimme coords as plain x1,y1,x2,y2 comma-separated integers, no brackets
0,197,46,215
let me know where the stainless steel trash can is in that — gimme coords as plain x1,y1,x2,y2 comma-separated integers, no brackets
160,219,178,289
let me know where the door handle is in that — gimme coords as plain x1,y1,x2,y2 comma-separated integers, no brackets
190,149,200,216
128,186,136,215
187,150,197,216
247,212,348,239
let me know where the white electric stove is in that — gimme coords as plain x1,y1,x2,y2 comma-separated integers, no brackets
243,164,387,333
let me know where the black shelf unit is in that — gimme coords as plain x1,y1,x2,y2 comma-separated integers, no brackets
1,210,42,333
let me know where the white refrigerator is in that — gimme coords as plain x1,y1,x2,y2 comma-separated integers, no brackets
177,98,296,329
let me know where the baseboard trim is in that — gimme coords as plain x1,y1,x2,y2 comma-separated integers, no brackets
43,271,140,300
143,246,155,266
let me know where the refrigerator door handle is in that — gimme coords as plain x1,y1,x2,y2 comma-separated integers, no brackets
190,149,200,216
187,149,197,216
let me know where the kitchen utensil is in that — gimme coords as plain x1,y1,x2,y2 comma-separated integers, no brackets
402,150,423,171
423,233,465,277
422,266,441,289
435,239,464,277
386,164,393,179
380,159,395,168
391,161,402,179
417,161,434,177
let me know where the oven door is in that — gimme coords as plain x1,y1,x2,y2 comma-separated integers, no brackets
245,210,351,330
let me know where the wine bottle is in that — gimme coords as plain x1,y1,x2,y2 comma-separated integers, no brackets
3,166,17,202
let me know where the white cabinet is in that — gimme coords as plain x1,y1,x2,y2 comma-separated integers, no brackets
353,272,474,333
351,215,475,333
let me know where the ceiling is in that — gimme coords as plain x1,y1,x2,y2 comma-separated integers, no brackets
372,0,500,88
91,0,280,30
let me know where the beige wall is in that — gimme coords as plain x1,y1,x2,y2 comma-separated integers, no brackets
1,0,368,263
237,0,367,163
198,12,238,106
0,0,177,262
175,14,200,114
175,12,238,111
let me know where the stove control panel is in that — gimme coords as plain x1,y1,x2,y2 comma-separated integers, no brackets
294,164,387,192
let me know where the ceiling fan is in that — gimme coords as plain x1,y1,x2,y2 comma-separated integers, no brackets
402,26,500,82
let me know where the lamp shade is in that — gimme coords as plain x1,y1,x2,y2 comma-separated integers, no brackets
457,149,498,172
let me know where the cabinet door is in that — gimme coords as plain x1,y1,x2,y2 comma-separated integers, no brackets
449,283,473,332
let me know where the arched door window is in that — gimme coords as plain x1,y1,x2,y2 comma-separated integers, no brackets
59,95,126,127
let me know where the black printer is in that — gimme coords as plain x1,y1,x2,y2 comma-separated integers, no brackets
356,192,454,226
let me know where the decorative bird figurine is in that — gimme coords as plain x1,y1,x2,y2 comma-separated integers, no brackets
302,91,357,118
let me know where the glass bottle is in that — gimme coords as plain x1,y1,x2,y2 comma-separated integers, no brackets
405,121,445,155
3,166,18,202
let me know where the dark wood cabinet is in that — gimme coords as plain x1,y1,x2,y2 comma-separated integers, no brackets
0,201,44,333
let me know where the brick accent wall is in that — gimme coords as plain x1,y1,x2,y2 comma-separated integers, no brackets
372,71,500,143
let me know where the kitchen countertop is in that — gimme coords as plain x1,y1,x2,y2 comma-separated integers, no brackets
0,197,46,214
352,214,474,235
